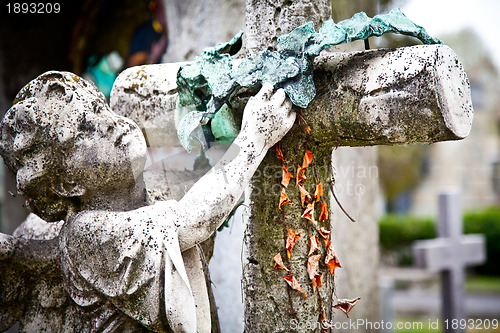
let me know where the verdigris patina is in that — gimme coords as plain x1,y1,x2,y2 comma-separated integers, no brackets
176,8,442,151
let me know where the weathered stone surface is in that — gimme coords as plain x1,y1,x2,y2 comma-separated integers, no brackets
242,1,334,332
244,0,332,57
111,64,183,146
0,3,474,331
12,213,63,240
109,5,473,330
1,71,149,222
109,45,473,333
0,215,62,333
330,146,382,330
0,167,218,332
162,0,246,63
308,44,473,146
111,44,473,150
170,8,442,152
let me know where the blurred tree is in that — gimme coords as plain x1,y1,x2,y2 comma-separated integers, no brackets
379,145,428,212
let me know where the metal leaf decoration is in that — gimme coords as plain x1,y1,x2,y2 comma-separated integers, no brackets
176,8,442,151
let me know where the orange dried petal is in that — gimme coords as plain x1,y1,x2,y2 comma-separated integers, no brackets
318,202,328,221
296,165,306,185
281,164,293,188
272,253,290,272
301,202,316,225
333,298,361,318
317,227,331,247
317,227,331,238
307,254,321,279
308,235,319,256
314,183,323,202
311,274,322,294
276,142,284,160
325,241,341,276
302,150,313,168
307,254,322,293
284,274,307,299
298,184,311,207
279,188,292,209
285,228,301,258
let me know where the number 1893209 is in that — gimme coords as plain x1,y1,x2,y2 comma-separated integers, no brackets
6,3,60,14
444,318,498,330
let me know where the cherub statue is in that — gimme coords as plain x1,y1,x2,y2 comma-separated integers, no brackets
0,71,294,332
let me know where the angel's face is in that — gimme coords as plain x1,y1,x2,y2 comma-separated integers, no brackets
62,96,148,193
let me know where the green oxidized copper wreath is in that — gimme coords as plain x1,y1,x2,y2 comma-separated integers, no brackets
175,8,442,152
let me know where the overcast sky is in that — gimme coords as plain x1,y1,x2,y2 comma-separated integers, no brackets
401,0,500,70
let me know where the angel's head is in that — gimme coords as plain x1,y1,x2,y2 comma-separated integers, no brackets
0,71,147,221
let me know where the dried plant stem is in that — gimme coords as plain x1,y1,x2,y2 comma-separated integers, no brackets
328,180,356,223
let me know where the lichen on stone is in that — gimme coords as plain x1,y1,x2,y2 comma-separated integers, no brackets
176,8,442,151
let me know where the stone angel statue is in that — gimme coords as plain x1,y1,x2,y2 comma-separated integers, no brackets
0,71,294,332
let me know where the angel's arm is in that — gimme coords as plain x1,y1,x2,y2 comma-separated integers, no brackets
172,83,295,251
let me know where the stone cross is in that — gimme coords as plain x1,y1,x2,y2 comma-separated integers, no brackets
112,45,473,148
244,2,469,330
111,42,474,330
413,190,486,333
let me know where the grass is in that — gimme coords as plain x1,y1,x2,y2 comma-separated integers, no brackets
466,275,500,294
392,275,500,333
394,317,440,333
395,317,500,333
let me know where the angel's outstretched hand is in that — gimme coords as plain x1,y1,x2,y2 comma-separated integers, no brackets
241,83,295,150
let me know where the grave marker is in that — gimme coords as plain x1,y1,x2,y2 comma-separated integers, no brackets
414,190,486,333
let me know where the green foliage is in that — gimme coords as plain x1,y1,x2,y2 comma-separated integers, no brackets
379,214,435,251
379,214,435,266
378,144,428,206
464,208,500,275
465,275,500,293
379,208,500,275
